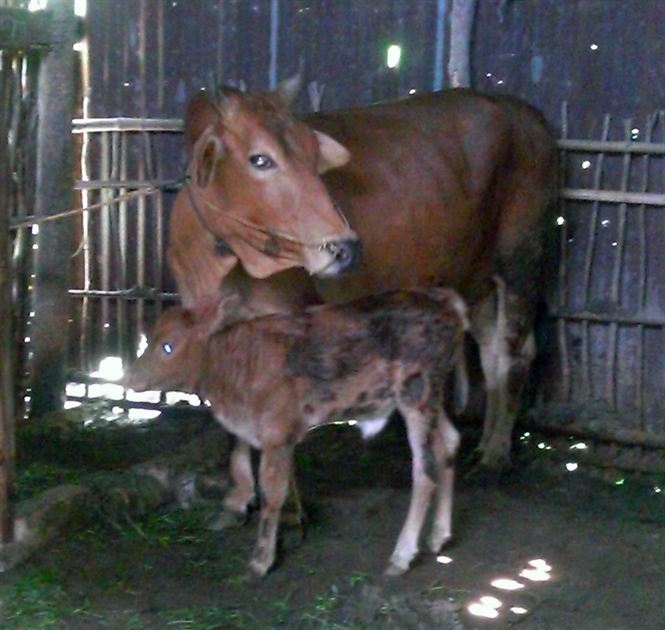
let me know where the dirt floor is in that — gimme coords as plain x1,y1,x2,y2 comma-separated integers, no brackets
1,407,664,630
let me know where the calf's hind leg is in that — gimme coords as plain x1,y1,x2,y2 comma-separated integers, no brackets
427,411,460,554
386,404,438,577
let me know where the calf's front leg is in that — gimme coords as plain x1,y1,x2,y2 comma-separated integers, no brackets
247,443,294,578
208,439,255,530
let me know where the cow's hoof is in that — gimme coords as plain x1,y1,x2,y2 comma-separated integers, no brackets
464,455,512,485
207,509,247,531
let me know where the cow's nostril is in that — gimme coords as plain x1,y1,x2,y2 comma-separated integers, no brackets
330,237,362,272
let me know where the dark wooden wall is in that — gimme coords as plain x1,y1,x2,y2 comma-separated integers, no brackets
86,0,665,132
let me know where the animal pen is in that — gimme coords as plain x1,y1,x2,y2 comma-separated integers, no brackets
1,0,665,554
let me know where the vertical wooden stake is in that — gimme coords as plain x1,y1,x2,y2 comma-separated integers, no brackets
29,0,78,417
447,0,477,88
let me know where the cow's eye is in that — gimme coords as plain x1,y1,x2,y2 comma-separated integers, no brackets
249,154,276,170
162,343,173,355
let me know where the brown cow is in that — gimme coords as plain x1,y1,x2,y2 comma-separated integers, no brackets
168,80,558,471
124,289,468,578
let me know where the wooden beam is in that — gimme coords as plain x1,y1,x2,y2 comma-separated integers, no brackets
0,7,78,49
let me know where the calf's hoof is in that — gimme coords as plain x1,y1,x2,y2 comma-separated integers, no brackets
206,509,247,531
427,530,452,555
244,559,271,582
384,557,411,577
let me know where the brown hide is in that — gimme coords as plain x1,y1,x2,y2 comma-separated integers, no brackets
168,86,558,467
175,86,359,281
125,290,467,577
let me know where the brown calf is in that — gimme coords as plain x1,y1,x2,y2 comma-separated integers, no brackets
124,288,468,578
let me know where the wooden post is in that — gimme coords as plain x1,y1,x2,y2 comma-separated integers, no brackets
447,0,477,88
0,60,16,544
29,0,79,417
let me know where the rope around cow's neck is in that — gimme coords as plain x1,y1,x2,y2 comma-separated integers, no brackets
182,173,351,259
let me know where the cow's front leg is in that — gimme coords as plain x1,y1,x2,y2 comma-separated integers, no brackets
247,443,294,578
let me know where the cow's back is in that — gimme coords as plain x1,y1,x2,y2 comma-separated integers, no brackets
305,89,557,307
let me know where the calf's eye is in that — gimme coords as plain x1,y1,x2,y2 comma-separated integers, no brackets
162,343,173,355
249,154,276,170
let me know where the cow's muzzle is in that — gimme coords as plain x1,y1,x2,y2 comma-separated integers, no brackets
316,236,362,276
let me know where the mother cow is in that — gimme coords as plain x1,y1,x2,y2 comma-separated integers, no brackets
167,75,558,476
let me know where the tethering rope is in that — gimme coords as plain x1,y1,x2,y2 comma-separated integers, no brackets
8,177,186,231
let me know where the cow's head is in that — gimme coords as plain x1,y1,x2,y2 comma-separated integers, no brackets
183,76,361,280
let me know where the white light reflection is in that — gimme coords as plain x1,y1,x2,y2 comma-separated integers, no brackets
511,606,528,615
468,596,502,619
436,555,453,565
590,43,598,50
582,160,591,169
387,45,401,68
570,442,588,450
519,558,552,582
137,333,149,357
92,356,124,381
566,462,578,472
556,216,565,226
491,578,524,591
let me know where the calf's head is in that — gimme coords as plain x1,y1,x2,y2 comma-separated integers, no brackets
123,307,201,394
184,77,361,280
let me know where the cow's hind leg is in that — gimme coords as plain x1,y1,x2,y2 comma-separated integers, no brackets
427,410,460,554
472,276,536,469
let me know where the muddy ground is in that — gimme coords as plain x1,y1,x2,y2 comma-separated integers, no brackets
1,407,664,629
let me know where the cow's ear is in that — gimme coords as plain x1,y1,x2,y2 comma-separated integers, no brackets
274,61,304,108
315,130,351,173
184,92,219,148
191,126,225,188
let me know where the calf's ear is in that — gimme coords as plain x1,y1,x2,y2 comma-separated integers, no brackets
194,293,243,338
315,130,351,173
